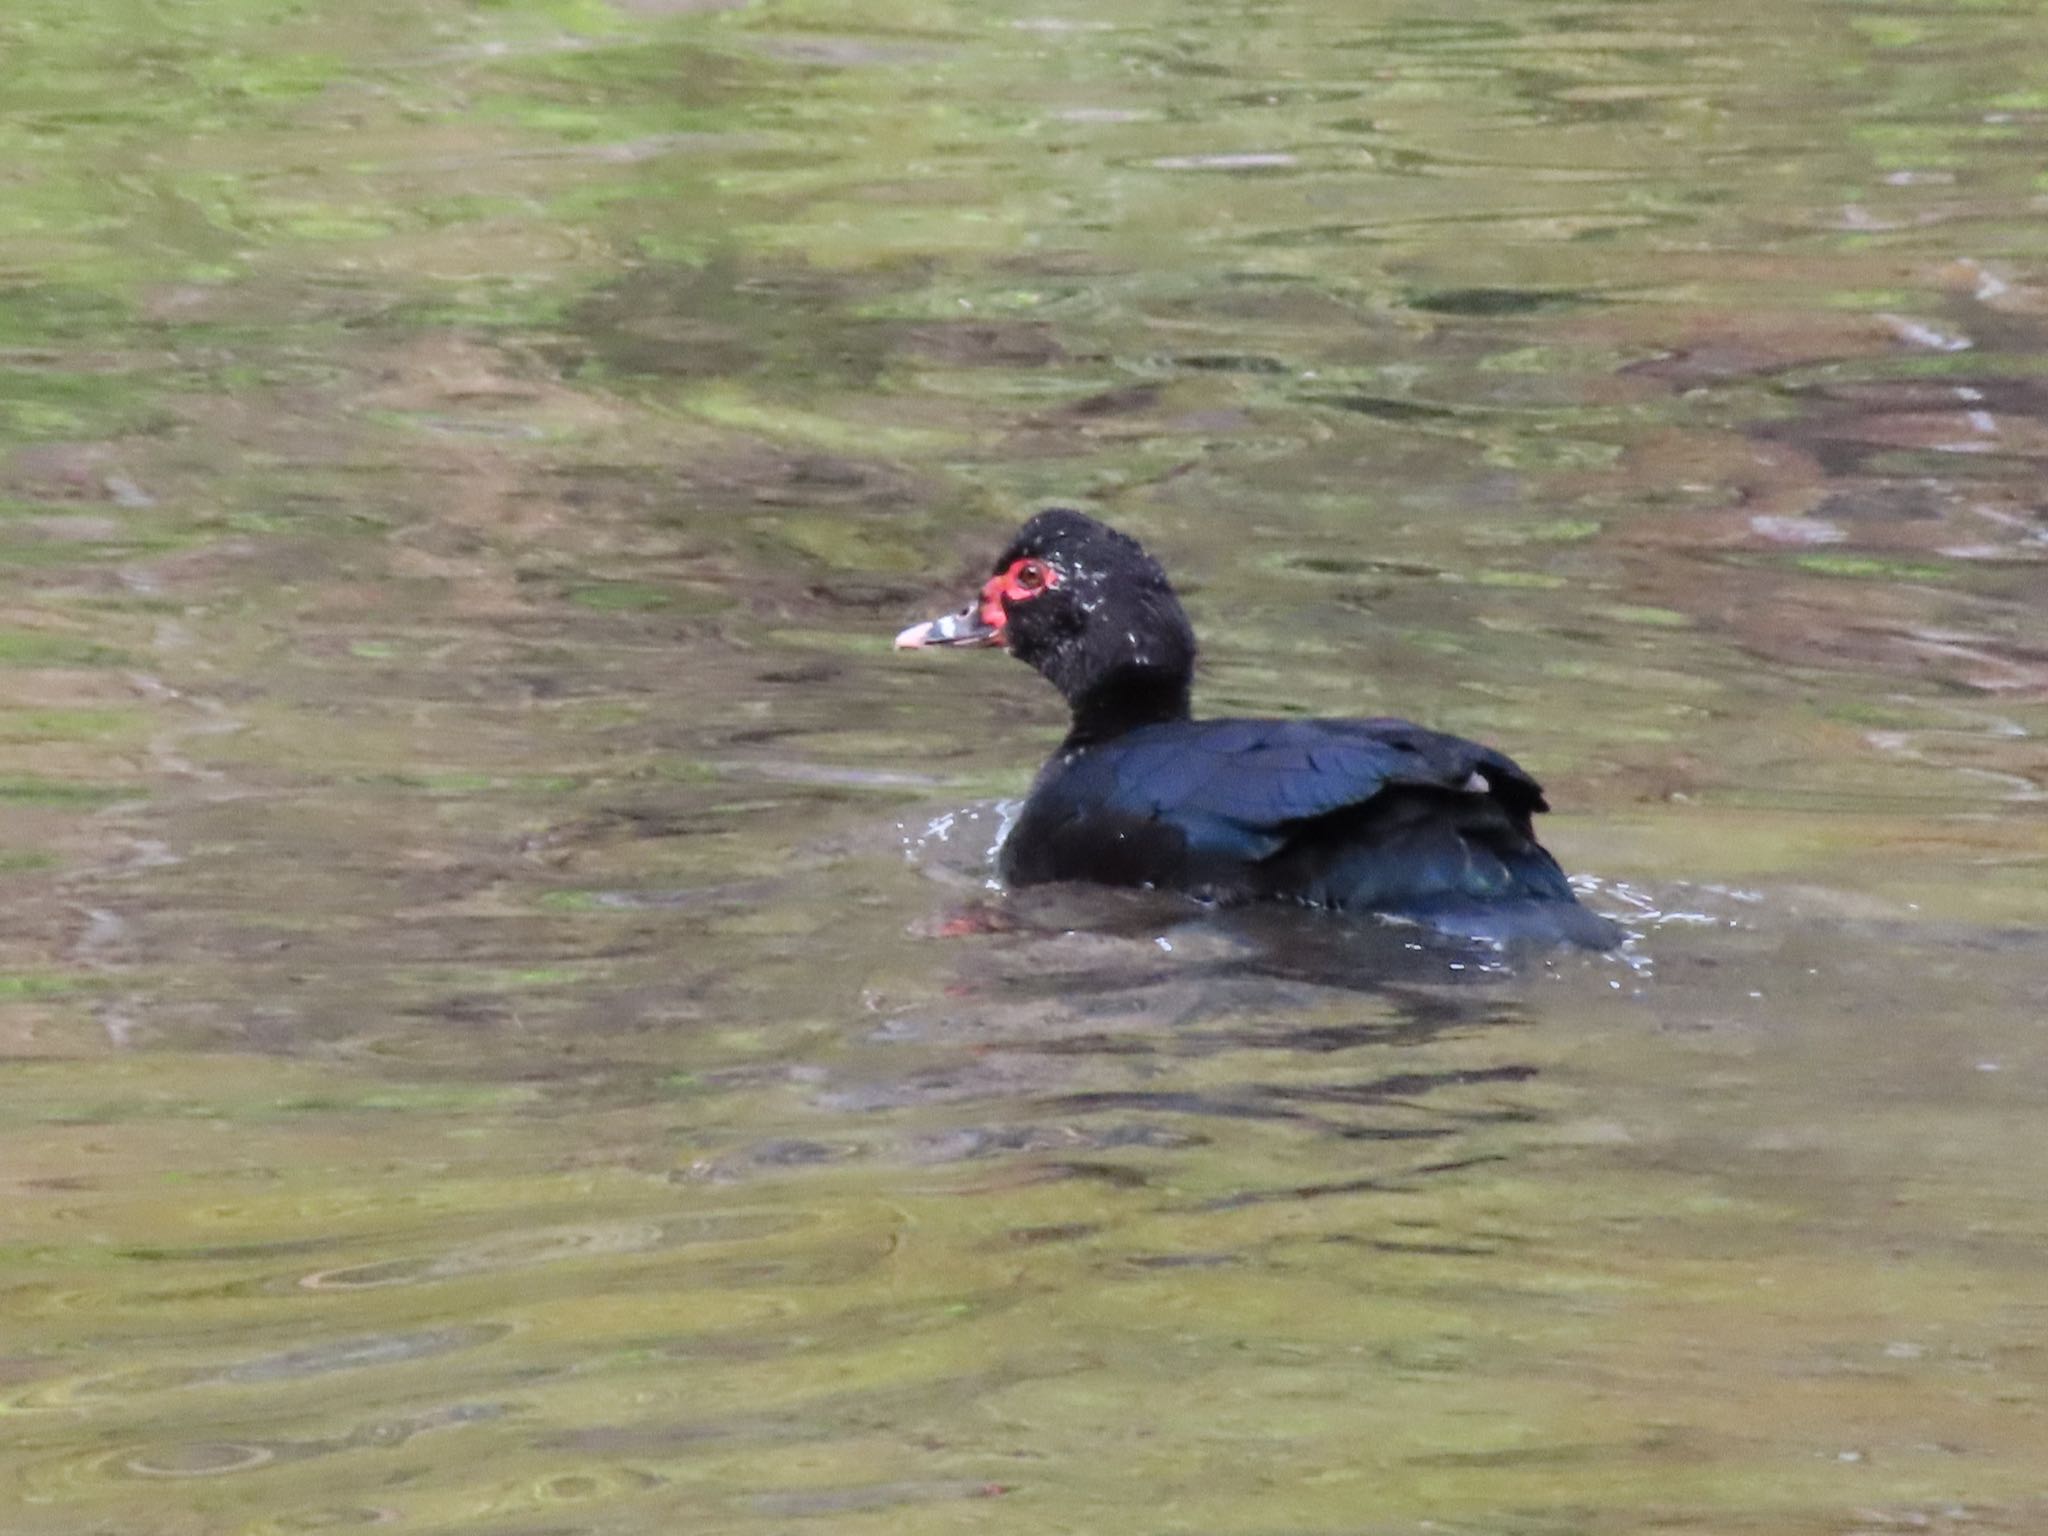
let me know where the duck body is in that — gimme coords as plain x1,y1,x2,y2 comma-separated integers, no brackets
1006,716,1614,947
897,509,1616,949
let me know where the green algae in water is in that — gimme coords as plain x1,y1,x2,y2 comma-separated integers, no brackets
0,630,129,666
1793,552,1958,582
0,775,133,805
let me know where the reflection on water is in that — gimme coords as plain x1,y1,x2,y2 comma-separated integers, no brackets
4,0,2047,1530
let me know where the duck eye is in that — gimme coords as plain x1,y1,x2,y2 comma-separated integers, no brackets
1013,560,1047,592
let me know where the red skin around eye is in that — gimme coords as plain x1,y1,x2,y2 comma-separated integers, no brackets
978,559,1059,629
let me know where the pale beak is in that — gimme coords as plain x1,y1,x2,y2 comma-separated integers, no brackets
893,603,1002,649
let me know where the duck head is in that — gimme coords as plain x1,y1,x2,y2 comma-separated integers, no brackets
895,508,1197,742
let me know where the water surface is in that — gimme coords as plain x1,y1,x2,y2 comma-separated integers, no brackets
4,0,2047,1531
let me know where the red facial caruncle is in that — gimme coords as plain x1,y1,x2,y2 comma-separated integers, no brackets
977,557,1060,634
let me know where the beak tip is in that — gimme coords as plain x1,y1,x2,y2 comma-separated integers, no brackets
894,608,1001,651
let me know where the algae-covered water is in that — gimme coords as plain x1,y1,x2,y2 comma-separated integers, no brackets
5,1,2048,1531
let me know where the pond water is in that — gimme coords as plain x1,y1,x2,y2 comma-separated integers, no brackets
4,0,2047,1531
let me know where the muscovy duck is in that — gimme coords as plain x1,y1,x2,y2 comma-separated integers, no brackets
895,509,1617,948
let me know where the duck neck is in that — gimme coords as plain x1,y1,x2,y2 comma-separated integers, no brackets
1061,665,1192,749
